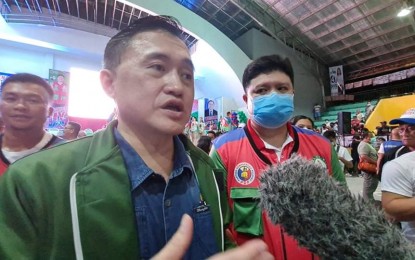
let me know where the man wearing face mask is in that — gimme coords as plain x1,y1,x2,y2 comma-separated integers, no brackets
210,54,346,259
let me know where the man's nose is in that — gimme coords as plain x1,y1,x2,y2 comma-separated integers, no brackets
165,72,185,95
13,98,29,108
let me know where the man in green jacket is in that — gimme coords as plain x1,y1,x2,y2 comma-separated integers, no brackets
0,16,272,259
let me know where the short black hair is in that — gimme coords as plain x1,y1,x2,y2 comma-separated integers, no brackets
197,136,212,154
1,73,54,100
67,121,81,135
104,15,185,71
323,130,336,140
291,115,315,128
207,130,216,138
242,55,294,92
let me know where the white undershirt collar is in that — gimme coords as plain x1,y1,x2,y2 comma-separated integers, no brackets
2,131,53,163
261,134,293,161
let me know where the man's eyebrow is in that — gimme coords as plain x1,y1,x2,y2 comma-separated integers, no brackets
183,58,195,72
144,53,194,71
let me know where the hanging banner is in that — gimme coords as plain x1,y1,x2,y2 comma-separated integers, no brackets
329,65,344,96
204,98,218,131
48,69,70,129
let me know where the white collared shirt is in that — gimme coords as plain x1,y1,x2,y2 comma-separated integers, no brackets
262,134,294,161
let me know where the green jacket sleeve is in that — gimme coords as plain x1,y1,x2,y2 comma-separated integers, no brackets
0,169,37,259
209,146,236,250
330,145,347,186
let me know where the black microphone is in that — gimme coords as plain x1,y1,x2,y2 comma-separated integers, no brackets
259,154,415,259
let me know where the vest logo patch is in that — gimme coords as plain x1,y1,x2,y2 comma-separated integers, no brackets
234,162,255,185
312,156,327,169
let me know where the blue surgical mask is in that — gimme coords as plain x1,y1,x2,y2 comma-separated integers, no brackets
250,93,294,129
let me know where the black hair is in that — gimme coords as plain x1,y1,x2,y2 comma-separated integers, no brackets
104,15,185,71
291,115,315,128
323,130,336,140
1,73,54,100
197,136,212,154
67,121,81,135
207,130,217,138
242,54,294,92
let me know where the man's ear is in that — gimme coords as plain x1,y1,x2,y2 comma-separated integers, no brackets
242,94,247,104
47,106,54,117
100,69,116,99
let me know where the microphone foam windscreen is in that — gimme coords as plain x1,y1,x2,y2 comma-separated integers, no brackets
259,154,414,259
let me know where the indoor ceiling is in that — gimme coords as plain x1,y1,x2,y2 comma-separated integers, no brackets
1,0,415,82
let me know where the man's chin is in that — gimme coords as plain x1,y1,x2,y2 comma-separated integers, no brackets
156,121,185,135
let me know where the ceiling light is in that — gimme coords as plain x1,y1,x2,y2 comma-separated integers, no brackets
397,7,412,17
398,0,415,17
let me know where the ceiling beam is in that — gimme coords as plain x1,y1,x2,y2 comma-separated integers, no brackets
103,0,107,25
86,0,89,21
325,24,412,59
233,0,326,69
318,16,402,51
110,0,116,28
118,1,125,30
75,0,80,18
344,44,415,69
23,0,32,13
65,0,70,16
311,1,399,43
1,0,12,13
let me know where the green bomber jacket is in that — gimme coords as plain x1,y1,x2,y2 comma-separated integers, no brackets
0,121,231,259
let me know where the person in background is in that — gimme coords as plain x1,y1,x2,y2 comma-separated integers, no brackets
62,121,81,140
198,117,206,136
207,130,217,140
323,130,353,175
358,131,378,202
351,135,361,177
351,115,361,129
365,101,374,120
381,151,415,242
220,111,232,133
291,115,314,130
210,54,345,259
375,137,386,151
313,103,321,120
378,109,415,180
325,119,331,126
381,108,415,238
357,123,366,135
321,123,329,134
189,116,199,144
332,121,338,132
356,109,364,122
0,73,64,176
376,121,390,136
216,116,222,132
197,135,212,154
183,117,191,136
0,15,274,259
